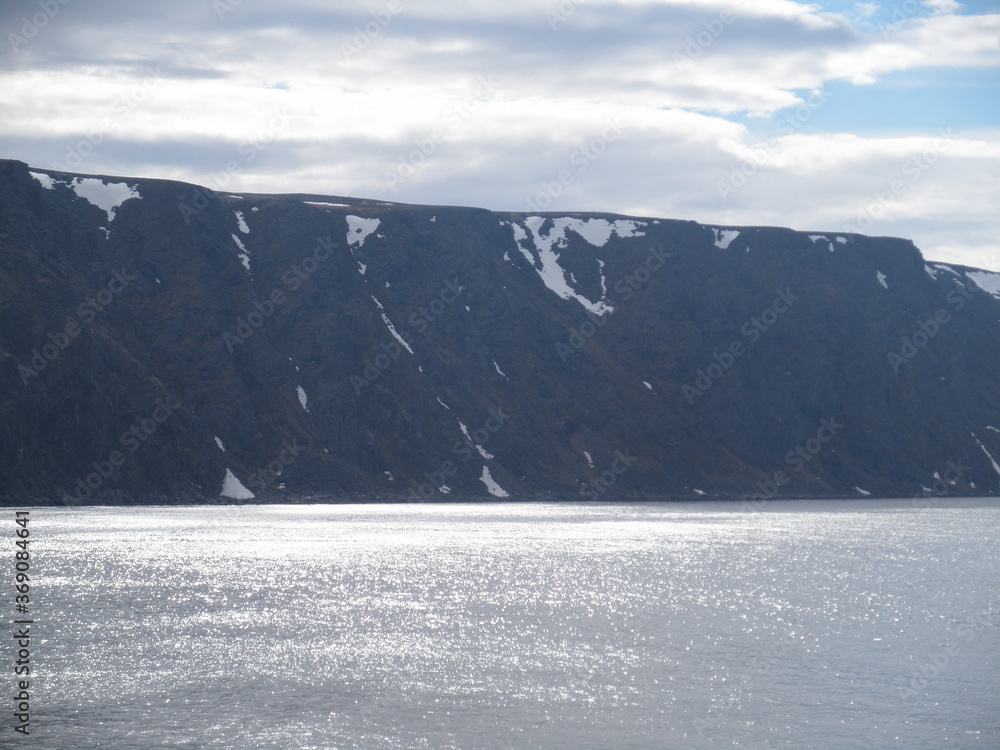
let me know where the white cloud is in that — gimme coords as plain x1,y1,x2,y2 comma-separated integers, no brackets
923,0,962,15
1,0,997,269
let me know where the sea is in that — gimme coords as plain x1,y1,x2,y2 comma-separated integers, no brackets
17,499,1000,749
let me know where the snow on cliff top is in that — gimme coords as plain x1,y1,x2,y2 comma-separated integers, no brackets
30,171,140,222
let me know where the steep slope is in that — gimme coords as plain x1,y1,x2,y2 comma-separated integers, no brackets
1,158,999,504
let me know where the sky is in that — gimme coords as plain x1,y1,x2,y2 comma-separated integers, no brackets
1,0,998,269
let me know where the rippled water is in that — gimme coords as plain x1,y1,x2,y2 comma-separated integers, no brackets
23,500,1000,748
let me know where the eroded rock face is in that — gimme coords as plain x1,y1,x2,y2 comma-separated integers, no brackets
2,158,999,504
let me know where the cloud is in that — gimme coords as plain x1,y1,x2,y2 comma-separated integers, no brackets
923,0,962,14
0,0,997,268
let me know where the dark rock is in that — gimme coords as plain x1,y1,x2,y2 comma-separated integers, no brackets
2,158,999,504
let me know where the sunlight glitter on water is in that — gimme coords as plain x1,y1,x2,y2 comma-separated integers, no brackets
28,500,1000,749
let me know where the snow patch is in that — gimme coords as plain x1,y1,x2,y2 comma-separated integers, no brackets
384,470,394,481
583,451,594,468
371,295,413,353
235,210,249,234
611,220,646,239
381,314,412,353
972,433,1000,478
305,201,350,208
643,380,653,390
493,359,508,379
854,486,871,496
967,270,1000,299
439,485,452,494
221,469,255,500
713,228,739,249
926,263,962,280
232,234,251,273
808,235,835,252
458,420,494,460
509,217,617,316
29,171,56,190
558,217,645,246
938,264,961,276
692,488,706,496
507,221,533,264
480,466,509,498
430,216,436,222
346,216,380,247
876,271,888,289
297,385,309,412
67,178,141,222
358,262,367,275
214,436,225,451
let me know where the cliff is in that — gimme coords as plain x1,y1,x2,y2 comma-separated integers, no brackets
2,158,999,504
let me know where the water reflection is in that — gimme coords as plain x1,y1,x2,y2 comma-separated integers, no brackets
30,500,1000,749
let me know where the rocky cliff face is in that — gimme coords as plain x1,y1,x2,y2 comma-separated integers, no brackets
2,158,999,504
